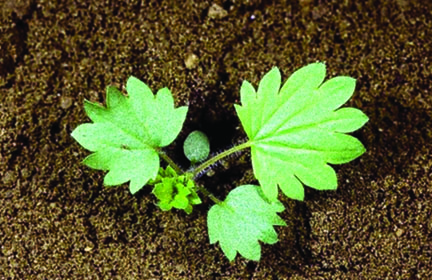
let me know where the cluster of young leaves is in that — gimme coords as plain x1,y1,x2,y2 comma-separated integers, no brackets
71,63,368,262
71,76,187,194
148,166,201,214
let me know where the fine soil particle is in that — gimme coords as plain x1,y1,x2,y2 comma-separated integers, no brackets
1,0,431,279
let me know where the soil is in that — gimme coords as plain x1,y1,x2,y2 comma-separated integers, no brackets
1,0,432,279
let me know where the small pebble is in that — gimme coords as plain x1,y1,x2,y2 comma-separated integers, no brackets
60,96,73,109
3,170,15,185
395,228,404,237
208,3,228,19
20,168,31,179
184,53,199,69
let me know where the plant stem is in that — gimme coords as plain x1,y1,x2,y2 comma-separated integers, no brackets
158,151,221,204
158,141,252,205
158,150,183,174
192,141,251,178
195,184,222,205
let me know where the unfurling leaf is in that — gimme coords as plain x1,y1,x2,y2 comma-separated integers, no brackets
150,166,201,214
207,185,286,261
71,76,188,194
235,63,368,201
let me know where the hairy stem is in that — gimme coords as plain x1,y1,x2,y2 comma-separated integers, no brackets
192,141,251,178
157,150,222,204
158,141,252,205
195,184,222,205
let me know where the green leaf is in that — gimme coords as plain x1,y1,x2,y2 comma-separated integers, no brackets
151,166,201,214
235,63,368,201
183,130,210,164
71,77,188,194
207,185,286,261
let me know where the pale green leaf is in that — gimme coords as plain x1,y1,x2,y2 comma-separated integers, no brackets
235,63,369,201
183,130,210,164
71,76,188,194
207,185,286,261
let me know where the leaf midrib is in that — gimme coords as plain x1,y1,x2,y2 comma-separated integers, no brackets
98,109,154,150
254,89,321,141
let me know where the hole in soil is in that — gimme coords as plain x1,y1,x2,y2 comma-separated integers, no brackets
49,121,61,142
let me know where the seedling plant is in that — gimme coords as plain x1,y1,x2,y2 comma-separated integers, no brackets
71,63,368,261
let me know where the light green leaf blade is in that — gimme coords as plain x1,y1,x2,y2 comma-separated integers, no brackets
207,185,286,261
318,107,369,133
183,130,210,164
71,76,188,194
235,63,368,201
126,77,188,147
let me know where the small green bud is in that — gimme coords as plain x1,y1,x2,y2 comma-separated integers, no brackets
151,166,201,214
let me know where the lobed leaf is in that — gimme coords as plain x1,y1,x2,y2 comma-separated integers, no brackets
207,185,286,261
71,77,188,194
235,63,368,201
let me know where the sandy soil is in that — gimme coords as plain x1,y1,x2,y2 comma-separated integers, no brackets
1,0,431,278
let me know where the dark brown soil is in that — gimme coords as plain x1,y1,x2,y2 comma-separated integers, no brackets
1,0,431,279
